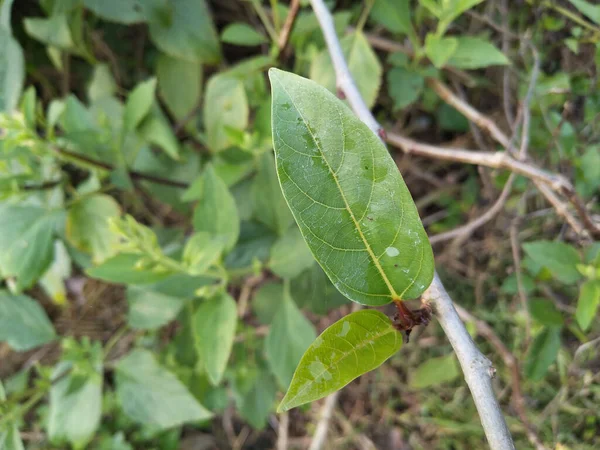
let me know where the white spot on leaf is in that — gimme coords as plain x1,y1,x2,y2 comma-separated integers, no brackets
385,247,399,257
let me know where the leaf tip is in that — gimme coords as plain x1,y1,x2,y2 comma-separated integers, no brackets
276,401,290,413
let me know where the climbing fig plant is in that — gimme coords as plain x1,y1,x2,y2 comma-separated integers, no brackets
269,69,435,410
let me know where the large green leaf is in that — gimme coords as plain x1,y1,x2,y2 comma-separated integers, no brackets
0,0,24,113
24,14,74,49
156,53,202,121
0,205,60,290
0,291,56,351
568,0,600,25
387,66,425,110
269,69,434,306
265,288,316,388
522,240,582,284
279,310,402,411
115,349,212,429
310,31,382,109
193,293,237,385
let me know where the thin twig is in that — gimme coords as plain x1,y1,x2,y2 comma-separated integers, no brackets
277,0,301,50
277,411,289,450
308,391,340,450
309,1,515,448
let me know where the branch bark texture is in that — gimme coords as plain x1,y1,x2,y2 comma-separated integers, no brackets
309,1,516,449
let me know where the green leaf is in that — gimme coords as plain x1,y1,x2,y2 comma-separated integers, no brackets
115,349,212,429
269,69,434,305
448,37,509,69
0,379,24,450
83,0,146,24
524,327,561,381
123,78,157,132
279,310,402,411
568,0,600,25
529,298,564,327
194,293,237,385
523,240,582,284
425,34,458,68
221,23,268,46
145,0,221,64
576,280,600,331
137,107,180,160
24,14,74,49
310,31,382,109
409,354,460,388
87,253,171,285
0,23,24,113
387,66,425,110
0,205,59,290
66,194,121,264
48,356,102,448
234,368,277,430
203,74,248,152
0,290,55,351
156,53,202,121
269,227,315,279
182,232,224,275
265,288,316,388
192,164,240,251
369,0,413,35
40,241,72,305
252,282,284,325
251,151,294,236
291,264,349,315
88,64,117,101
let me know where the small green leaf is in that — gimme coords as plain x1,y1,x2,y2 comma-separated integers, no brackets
0,290,56,351
203,74,248,152
87,253,170,285
66,194,121,264
576,280,600,331
115,349,212,429
310,31,382,109
123,78,157,132
88,64,117,101
270,69,434,305
568,0,600,25
524,327,561,381
194,293,238,385
137,107,180,159
387,66,425,110
0,205,59,290
83,0,147,24
529,298,564,327
182,232,224,275
425,34,458,68
448,37,509,69
523,240,582,284
252,151,294,236
221,23,268,46
193,164,240,251
369,0,413,35
265,289,316,389
24,14,74,49
269,227,315,279
278,310,402,412
156,53,202,121
234,368,277,430
409,354,460,389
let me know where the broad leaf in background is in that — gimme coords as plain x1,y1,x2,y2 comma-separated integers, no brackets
88,64,117,102
369,0,413,35
265,288,316,388
83,0,147,25
156,53,202,121
182,232,224,275
145,0,221,64
24,14,74,49
310,31,382,109
40,241,72,305
568,0,600,25
221,23,268,46
234,368,278,430
203,74,248,152
279,310,402,411
0,380,24,450
115,349,212,429
409,354,460,388
575,280,600,331
0,291,55,351
292,264,349,315
0,0,24,112
270,69,434,305
252,282,284,325
66,194,121,264
422,0,484,35
123,78,156,132
525,327,561,381
448,37,509,69
523,240,582,284
87,253,171,285
252,151,294,236
387,66,425,110
48,344,103,449
193,164,240,251
0,205,60,290
269,227,315,279
529,298,565,327
425,34,458,68
194,293,237,385
138,106,181,160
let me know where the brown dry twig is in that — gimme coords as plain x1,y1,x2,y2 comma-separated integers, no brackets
277,0,301,50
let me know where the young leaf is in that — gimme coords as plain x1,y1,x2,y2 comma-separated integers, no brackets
310,31,382,109
123,78,156,132
193,293,238,386
278,310,402,411
0,291,56,351
524,327,561,381
87,253,171,285
523,240,582,284
221,23,268,46
575,280,600,331
193,164,240,251
269,69,434,306
425,34,458,68
115,349,212,429
66,194,121,264
265,289,316,388
269,227,315,279
156,53,202,121
448,37,509,69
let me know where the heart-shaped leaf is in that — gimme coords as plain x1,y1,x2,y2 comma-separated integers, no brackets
269,69,434,306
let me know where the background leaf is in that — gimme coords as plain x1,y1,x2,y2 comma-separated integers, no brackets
269,227,315,279
409,354,460,388
221,23,268,46
525,327,561,381
0,0,24,112
575,280,600,331
156,53,202,121
448,37,509,69
83,0,147,25
523,240,582,284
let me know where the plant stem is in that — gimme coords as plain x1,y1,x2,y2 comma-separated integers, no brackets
308,0,516,448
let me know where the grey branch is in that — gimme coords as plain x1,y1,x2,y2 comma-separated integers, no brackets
309,0,516,449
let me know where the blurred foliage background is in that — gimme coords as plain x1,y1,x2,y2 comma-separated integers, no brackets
0,0,599,449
